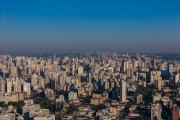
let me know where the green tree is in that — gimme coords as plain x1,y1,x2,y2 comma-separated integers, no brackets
0,102,8,108
66,104,78,114
154,116,158,120
91,104,106,111
8,101,25,107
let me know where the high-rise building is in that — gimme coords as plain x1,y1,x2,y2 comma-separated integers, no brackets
123,61,129,73
172,104,180,120
68,91,77,101
151,103,162,120
7,79,12,93
169,63,174,76
137,94,143,104
23,82,31,97
0,77,6,94
151,59,157,68
78,66,83,76
10,66,18,76
72,64,75,76
120,80,127,102
153,93,161,103
175,74,180,83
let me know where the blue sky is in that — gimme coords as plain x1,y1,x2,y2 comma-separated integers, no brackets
1,0,180,54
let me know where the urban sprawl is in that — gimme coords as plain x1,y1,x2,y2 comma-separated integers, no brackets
0,52,180,120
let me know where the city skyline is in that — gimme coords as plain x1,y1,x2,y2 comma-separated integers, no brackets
0,52,180,119
1,1,180,119
1,0,180,54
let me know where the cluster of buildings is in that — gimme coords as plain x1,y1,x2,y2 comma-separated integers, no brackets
0,52,180,120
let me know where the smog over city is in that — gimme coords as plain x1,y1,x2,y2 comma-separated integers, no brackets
0,0,180,120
